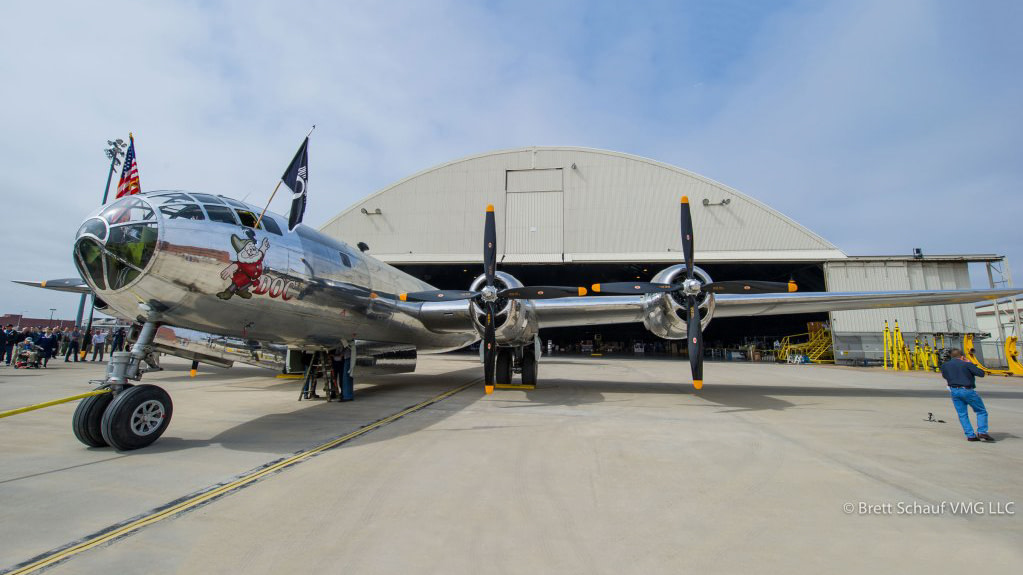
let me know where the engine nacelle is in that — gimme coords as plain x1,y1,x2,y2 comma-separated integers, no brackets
642,264,715,339
469,271,539,347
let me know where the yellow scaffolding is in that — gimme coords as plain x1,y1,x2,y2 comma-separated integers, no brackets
779,322,834,364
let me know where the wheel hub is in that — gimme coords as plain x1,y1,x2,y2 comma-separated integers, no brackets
131,399,165,436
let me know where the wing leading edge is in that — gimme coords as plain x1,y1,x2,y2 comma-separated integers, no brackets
519,287,1023,328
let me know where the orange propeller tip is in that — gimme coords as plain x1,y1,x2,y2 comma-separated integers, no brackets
578,287,588,296
591,283,601,293
398,293,408,302
680,195,689,204
788,281,798,292
40,281,47,287
484,385,495,394
486,204,495,212
369,292,379,299
692,379,703,390
189,369,197,377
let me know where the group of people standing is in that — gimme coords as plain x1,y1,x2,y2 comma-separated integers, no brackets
0,324,128,368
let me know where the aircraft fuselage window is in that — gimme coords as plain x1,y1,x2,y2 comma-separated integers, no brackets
339,252,351,267
260,216,283,236
160,204,205,220
235,210,263,230
204,205,239,225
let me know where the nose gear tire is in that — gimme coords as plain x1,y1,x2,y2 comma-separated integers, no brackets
100,384,173,451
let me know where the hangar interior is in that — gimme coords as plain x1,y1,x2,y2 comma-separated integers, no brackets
321,147,1008,365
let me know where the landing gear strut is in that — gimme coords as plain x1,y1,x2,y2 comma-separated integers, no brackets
72,315,171,450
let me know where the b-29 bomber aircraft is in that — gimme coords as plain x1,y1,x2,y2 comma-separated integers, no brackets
21,190,1023,451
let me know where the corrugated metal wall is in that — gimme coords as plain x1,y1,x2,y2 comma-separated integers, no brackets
824,260,979,334
320,147,847,264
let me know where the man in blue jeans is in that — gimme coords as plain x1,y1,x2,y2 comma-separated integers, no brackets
939,348,993,442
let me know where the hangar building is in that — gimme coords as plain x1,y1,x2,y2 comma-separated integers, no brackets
321,147,1005,364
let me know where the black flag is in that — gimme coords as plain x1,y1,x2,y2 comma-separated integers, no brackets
282,137,309,230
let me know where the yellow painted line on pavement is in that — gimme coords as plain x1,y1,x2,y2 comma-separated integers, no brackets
5,379,479,575
0,390,111,419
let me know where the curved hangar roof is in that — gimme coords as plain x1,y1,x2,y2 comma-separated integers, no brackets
321,147,846,264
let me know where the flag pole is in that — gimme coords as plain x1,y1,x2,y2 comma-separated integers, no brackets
256,125,315,229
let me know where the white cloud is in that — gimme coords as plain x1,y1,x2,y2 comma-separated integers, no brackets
0,0,1019,321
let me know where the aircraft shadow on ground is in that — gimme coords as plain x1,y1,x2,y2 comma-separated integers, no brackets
148,366,485,455
142,365,1023,454
504,377,1023,414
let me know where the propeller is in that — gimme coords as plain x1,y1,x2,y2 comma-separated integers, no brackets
399,205,588,394
591,196,799,390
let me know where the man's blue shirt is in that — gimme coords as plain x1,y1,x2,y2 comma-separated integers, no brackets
940,358,985,388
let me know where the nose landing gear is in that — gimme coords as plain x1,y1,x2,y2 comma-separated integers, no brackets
72,317,172,450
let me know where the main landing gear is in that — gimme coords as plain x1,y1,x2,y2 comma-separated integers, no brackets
72,317,171,451
494,342,539,387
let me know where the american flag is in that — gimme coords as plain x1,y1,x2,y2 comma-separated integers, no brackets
116,134,141,198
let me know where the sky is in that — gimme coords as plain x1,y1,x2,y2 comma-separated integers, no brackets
0,0,1020,321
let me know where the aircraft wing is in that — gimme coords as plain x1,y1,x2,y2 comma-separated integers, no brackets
13,278,91,294
522,287,1023,327
711,288,1023,318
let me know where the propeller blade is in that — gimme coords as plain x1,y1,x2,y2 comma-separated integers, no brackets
702,280,798,294
484,204,497,288
483,301,496,394
680,196,694,281
686,294,704,390
398,290,478,302
591,282,677,295
499,286,588,299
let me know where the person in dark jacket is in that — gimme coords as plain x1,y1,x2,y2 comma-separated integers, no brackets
37,328,57,367
111,328,126,353
939,348,993,442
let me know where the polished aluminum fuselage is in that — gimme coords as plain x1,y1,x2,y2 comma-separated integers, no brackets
84,197,478,353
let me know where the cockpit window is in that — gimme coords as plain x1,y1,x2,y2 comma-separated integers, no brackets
222,198,250,209
190,193,225,205
101,197,154,225
159,204,205,220
235,210,263,230
75,195,159,292
147,192,194,205
204,205,238,224
74,239,106,291
105,223,158,289
77,218,107,241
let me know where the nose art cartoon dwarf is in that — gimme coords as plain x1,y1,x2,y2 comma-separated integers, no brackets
218,230,270,300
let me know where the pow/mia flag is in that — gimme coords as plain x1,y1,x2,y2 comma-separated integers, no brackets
282,137,309,230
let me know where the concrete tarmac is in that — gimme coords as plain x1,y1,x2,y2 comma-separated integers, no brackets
1,354,1021,574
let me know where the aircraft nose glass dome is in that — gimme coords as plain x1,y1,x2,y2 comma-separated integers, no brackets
74,196,159,291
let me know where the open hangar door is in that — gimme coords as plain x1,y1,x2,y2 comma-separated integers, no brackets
394,261,828,351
